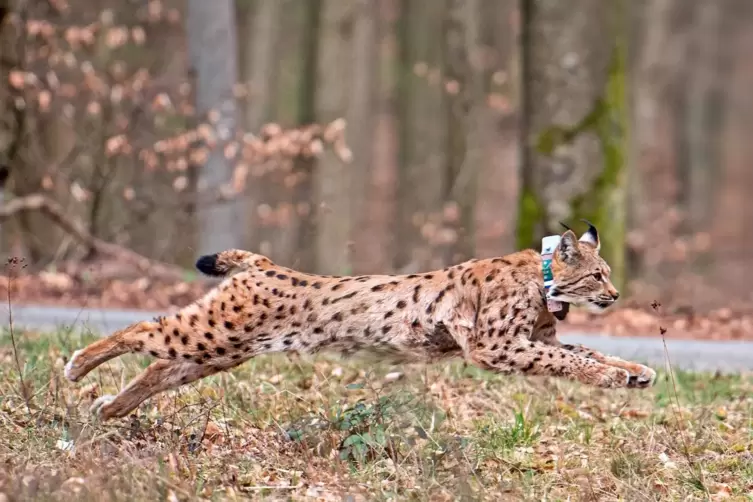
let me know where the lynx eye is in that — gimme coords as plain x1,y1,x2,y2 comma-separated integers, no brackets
592,272,602,281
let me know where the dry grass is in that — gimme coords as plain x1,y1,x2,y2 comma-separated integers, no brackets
1,328,752,501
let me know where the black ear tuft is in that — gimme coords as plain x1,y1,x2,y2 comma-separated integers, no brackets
195,254,223,276
559,221,573,233
578,218,600,251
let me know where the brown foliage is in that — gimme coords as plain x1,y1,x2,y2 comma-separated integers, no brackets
1,1,349,267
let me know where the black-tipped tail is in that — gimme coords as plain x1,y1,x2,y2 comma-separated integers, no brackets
195,254,223,276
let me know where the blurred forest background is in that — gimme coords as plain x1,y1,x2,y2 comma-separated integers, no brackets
0,0,752,317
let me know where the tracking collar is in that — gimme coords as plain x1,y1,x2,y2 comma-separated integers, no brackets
541,235,569,321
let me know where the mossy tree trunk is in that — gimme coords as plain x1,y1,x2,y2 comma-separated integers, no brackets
518,0,628,288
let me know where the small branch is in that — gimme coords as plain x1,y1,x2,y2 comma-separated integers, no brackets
0,193,189,281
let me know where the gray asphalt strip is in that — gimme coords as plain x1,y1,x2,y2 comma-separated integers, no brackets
1,304,751,374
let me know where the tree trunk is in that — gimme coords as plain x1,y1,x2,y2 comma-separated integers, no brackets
290,0,321,272
518,0,628,287
347,0,379,274
357,0,398,274
627,0,684,294
237,0,282,254
474,0,521,258
187,0,244,256
313,0,378,275
395,0,450,272
711,0,753,308
682,2,723,234
257,0,309,265
443,0,484,264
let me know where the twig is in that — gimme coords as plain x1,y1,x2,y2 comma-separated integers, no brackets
238,485,303,492
6,257,31,416
196,406,213,448
0,193,188,281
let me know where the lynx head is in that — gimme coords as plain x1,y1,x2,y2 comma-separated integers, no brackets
547,220,619,313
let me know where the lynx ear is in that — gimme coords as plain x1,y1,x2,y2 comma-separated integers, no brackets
556,229,582,264
578,218,600,252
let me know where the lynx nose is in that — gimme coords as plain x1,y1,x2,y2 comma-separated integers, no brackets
611,291,620,300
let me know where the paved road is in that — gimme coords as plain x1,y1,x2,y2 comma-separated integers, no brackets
2,304,752,374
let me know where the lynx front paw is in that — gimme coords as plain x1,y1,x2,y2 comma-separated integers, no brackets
627,365,657,389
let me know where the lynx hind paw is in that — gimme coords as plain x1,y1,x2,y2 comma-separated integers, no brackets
64,349,84,382
90,394,116,420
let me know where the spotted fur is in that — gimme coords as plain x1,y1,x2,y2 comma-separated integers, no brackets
64,225,656,421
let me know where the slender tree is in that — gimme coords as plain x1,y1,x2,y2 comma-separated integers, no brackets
236,0,283,253
395,0,450,272
313,0,376,275
187,0,244,256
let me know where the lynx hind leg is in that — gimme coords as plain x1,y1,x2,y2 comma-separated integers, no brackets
561,343,657,388
64,320,159,383
91,360,222,421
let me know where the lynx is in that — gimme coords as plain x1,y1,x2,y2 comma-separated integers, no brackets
64,222,656,421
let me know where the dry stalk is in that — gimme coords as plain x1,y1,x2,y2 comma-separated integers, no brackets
653,299,708,495
6,257,31,416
